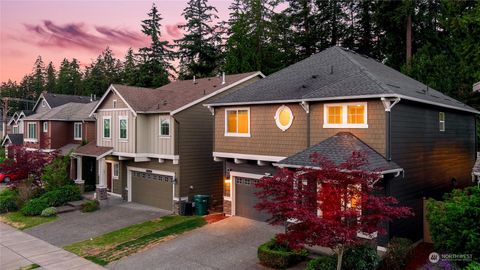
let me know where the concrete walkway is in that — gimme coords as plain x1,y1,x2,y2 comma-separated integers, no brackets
0,222,105,270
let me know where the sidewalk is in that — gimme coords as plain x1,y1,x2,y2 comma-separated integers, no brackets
0,222,105,270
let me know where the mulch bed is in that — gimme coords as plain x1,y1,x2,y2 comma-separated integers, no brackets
403,242,434,270
204,213,228,224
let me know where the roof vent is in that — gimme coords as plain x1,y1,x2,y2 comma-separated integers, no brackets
222,72,226,85
193,76,196,84
302,85,307,88
330,65,334,74
312,75,318,79
203,90,206,95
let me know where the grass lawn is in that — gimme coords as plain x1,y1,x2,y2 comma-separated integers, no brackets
0,212,57,230
64,215,207,266
16,263,40,270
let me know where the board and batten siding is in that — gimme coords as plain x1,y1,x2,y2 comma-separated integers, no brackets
136,114,175,156
388,100,476,242
96,110,136,153
98,90,128,109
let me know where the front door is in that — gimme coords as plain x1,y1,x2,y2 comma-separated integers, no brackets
106,163,112,191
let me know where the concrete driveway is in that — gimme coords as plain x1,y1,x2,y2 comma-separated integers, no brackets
25,196,171,247
107,216,283,270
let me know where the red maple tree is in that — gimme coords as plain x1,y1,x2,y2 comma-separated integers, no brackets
255,151,413,270
1,144,57,187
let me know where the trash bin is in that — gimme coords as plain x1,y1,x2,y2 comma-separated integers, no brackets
179,201,193,216
193,195,210,216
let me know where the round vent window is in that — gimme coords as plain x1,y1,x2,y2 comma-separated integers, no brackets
274,105,294,131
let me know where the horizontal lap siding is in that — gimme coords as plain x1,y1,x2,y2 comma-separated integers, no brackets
389,100,476,241
215,104,308,157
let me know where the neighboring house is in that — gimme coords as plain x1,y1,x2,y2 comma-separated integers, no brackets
7,110,34,135
73,72,263,212
22,102,97,154
32,92,92,114
205,46,478,247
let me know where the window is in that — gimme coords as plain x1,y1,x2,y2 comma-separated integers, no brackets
224,178,231,199
113,100,117,109
74,122,82,140
27,123,37,140
43,122,48,133
103,117,111,139
119,117,128,140
324,103,368,128
113,163,119,179
439,112,445,132
274,105,294,131
160,118,170,136
12,126,19,134
225,108,250,137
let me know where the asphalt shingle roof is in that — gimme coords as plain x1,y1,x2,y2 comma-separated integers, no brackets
25,102,98,121
111,72,260,113
43,93,92,108
74,141,113,157
208,46,477,113
276,132,402,173
3,134,24,145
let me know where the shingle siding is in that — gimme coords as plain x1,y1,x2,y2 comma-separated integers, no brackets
389,100,476,241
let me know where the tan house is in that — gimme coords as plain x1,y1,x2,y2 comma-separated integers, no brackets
73,72,263,212
206,47,478,247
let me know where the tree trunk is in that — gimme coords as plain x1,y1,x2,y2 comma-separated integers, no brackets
406,14,412,66
336,247,344,270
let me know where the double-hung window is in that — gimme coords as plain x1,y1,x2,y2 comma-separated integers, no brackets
160,118,170,136
13,126,19,134
225,108,250,137
103,116,111,139
324,103,368,128
74,122,82,140
27,122,37,140
119,116,128,140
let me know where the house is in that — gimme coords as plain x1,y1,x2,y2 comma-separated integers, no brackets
22,101,97,154
73,72,263,212
205,46,478,246
7,110,34,135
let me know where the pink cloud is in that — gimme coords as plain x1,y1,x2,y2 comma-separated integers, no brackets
165,22,184,39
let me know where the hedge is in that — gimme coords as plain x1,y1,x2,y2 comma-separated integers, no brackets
305,256,336,270
21,185,82,216
81,200,99,213
257,238,308,269
21,197,49,216
0,189,18,213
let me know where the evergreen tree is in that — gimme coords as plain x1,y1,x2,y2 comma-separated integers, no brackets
175,0,221,79
83,47,122,96
121,48,139,86
283,0,318,60
45,62,56,92
138,4,174,87
31,56,46,96
56,59,83,95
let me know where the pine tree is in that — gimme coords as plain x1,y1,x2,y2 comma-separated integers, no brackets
83,47,122,96
175,0,221,79
56,59,83,95
122,48,138,86
138,4,174,87
283,0,318,60
45,62,56,92
31,56,46,96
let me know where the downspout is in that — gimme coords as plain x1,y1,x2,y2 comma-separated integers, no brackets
381,97,401,161
300,101,310,147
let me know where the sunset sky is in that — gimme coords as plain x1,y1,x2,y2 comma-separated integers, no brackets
0,0,232,83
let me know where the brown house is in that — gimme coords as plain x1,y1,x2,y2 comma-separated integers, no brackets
74,72,263,212
206,47,478,248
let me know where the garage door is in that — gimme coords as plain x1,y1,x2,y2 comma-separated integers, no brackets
131,171,173,210
235,176,270,221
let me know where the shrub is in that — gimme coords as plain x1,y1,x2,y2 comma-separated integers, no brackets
342,244,379,270
41,207,57,217
0,189,18,213
380,238,413,270
81,200,99,213
15,180,43,208
305,256,336,270
42,185,82,207
21,197,49,216
41,155,71,192
464,261,480,270
426,187,480,260
258,238,308,269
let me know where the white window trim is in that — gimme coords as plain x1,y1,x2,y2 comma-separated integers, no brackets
26,122,37,142
323,102,368,129
118,116,128,141
439,112,445,132
274,105,294,131
224,107,251,137
74,122,82,141
43,122,48,133
102,116,112,140
113,162,119,179
159,118,171,137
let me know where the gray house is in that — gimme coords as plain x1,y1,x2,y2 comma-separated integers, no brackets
74,72,263,212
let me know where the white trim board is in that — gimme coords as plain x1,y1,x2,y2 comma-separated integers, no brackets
229,171,265,216
89,85,138,117
172,71,265,115
32,95,52,112
213,152,285,162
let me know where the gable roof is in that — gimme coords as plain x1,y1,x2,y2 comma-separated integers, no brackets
8,110,34,126
25,102,98,121
32,92,92,111
207,46,478,114
91,72,263,116
73,141,113,159
275,132,402,174
1,134,23,146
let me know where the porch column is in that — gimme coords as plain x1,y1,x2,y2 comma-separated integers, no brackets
74,156,85,193
97,158,108,200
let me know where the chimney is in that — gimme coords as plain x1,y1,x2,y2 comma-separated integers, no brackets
193,76,196,84
90,94,93,102
222,72,225,85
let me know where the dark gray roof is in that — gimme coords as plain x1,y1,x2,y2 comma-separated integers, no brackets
26,102,98,121
2,134,23,146
208,46,477,114
33,93,92,111
276,132,402,173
